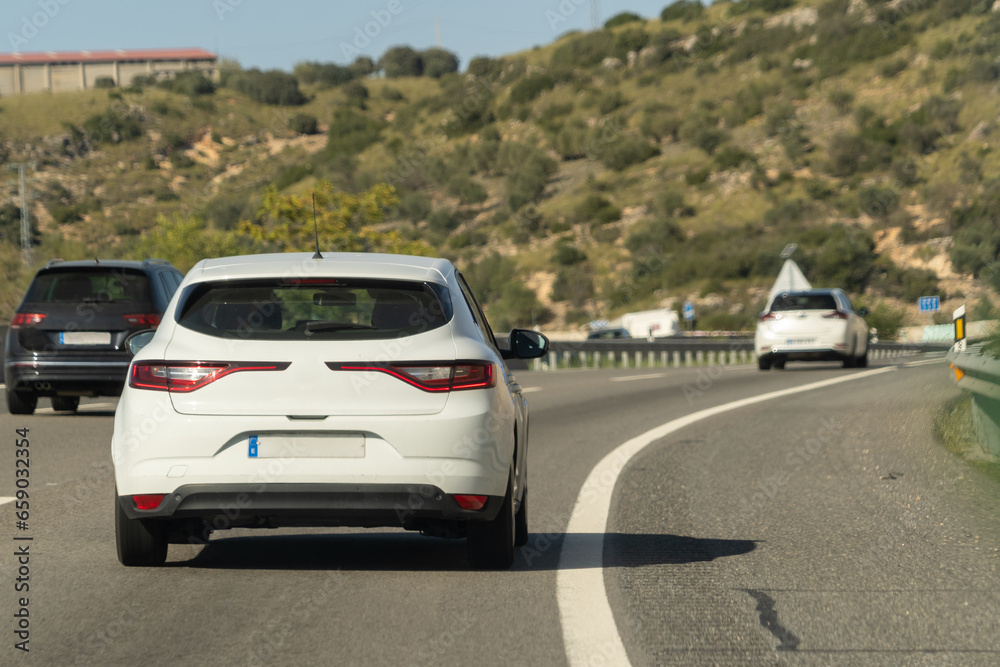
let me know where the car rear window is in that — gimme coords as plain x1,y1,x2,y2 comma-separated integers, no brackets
24,268,152,305
771,293,838,311
176,278,453,340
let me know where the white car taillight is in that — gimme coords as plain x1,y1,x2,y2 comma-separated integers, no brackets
129,361,290,392
327,362,496,392
822,311,850,320
760,312,781,322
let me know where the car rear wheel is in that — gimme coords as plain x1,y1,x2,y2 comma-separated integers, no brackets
51,396,80,413
115,492,167,567
857,348,868,368
514,485,529,547
467,473,515,569
7,389,36,415
773,360,786,370
757,357,771,371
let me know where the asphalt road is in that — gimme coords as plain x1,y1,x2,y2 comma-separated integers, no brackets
2,352,998,665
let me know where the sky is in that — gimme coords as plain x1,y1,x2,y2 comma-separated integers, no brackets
2,1,683,72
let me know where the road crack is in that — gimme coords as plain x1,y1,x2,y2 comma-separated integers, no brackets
745,589,800,651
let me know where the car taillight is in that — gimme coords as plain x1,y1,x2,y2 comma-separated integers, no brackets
10,313,45,328
129,361,290,392
327,362,496,392
123,313,161,327
132,494,165,511
760,312,781,322
823,311,849,320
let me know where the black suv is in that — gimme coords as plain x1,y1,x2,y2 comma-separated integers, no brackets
4,259,184,414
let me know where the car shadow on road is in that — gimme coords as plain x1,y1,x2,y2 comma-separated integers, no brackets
168,531,756,572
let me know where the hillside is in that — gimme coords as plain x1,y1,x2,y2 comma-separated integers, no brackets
2,0,1000,336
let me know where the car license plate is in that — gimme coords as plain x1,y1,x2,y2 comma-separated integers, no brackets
786,338,815,346
60,331,112,345
247,434,365,458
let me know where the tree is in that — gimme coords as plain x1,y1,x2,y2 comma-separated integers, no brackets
421,48,460,78
240,181,433,256
379,46,423,78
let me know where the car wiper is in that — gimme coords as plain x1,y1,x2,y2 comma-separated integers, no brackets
304,321,376,335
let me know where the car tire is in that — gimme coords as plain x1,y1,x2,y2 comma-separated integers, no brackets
757,357,771,371
115,492,167,567
514,485,528,547
843,355,856,368
467,473,515,570
7,389,36,415
857,347,868,368
51,396,80,413
773,360,786,370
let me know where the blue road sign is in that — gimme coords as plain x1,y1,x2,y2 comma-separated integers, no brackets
683,302,695,321
918,296,940,313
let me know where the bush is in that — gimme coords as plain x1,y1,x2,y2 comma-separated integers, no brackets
421,48,460,78
553,242,587,266
467,56,505,81
860,301,908,340
857,186,899,219
228,69,306,105
660,0,704,22
446,174,488,204
326,109,384,157
551,265,594,307
605,11,643,28
613,27,650,59
509,72,556,104
598,137,660,171
714,144,756,170
396,191,432,222
380,46,423,78
84,107,143,144
427,208,463,234
93,76,116,89
551,31,616,69
293,61,355,86
381,86,405,101
574,194,621,225
342,81,369,104
598,90,628,116
289,113,319,135
168,71,216,96
273,163,314,190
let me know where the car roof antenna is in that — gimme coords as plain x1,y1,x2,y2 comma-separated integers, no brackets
311,192,323,260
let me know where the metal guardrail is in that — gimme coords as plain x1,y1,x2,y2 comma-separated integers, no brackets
947,343,1000,458
535,338,949,371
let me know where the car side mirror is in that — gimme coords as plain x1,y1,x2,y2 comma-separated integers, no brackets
506,329,549,360
124,330,156,356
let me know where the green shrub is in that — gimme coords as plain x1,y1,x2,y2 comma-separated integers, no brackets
879,58,908,78
169,71,216,96
294,61,355,86
679,116,728,155
467,56,505,81
509,72,556,104
660,0,704,22
326,109,385,157
685,167,711,185
553,243,587,266
574,194,621,225
857,186,899,219
396,191,432,222
639,106,681,142
714,144,756,170
551,31,616,69
613,26,650,59
273,163,314,190
447,174,489,204
859,300,908,340
289,113,319,135
170,153,196,169
421,48,460,78
228,68,306,105
342,81,369,104
551,264,594,307
427,208,463,234
605,11,643,28
380,86,405,101
380,46,423,78
598,90,628,116
93,76,116,89
83,107,143,144
827,89,855,114
598,137,660,171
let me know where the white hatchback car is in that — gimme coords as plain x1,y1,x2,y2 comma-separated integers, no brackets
112,252,548,569
754,288,869,370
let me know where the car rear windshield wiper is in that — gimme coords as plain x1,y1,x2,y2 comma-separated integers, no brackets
304,321,377,335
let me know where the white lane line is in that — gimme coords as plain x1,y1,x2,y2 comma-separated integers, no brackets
556,365,896,666
610,373,666,382
903,357,948,367
521,387,543,393
0,497,14,506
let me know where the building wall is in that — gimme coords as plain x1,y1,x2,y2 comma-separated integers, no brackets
0,59,216,95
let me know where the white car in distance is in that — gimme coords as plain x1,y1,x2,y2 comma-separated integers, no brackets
112,252,548,569
754,288,870,370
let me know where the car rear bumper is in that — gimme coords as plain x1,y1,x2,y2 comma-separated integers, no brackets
758,347,848,362
4,359,131,396
116,483,504,528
